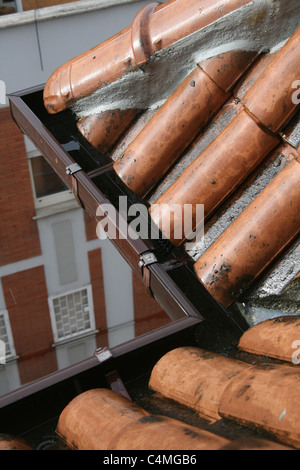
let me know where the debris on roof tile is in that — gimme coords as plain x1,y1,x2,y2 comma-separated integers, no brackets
238,315,300,364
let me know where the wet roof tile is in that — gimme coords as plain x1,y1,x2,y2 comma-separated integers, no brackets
194,153,300,307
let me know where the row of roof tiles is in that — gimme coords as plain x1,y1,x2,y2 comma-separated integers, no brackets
2,315,299,450
43,0,259,115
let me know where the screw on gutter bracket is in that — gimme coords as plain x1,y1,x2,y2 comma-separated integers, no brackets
66,163,82,175
139,251,158,298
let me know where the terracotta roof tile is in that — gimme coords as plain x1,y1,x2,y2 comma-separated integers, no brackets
56,388,231,450
77,109,139,154
113,51,260,197
219,362,300,448
194,153,300,307
0,434,32,450
233,51,278,101
242,27,300,133
53,338,300,450
43,0,255,114
150,108,280,245
238,315,300,364
56,387,290,450
150,345,300,449
148,347,250,421
113,63,231,197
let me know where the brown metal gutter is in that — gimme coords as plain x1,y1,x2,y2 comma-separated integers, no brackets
0,316,201,409
8,86,210,325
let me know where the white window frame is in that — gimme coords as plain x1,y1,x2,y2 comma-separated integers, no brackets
48,285,96,344
27,150,74,209
0,309,16,361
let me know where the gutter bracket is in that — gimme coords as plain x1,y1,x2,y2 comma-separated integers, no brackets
66,163,84,208
138,251,158,298
94,347,131,401
94,346,113,363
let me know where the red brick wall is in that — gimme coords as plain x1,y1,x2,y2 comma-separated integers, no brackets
84,211,98,242
132,270,171,337
88,249,108,348
1,266,57,384
0,108,41,266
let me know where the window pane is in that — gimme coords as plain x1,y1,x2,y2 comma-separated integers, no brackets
30,156,67,198
51,288,93,341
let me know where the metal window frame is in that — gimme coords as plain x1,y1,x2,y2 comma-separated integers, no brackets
48,285,95,344
27,150,74,209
